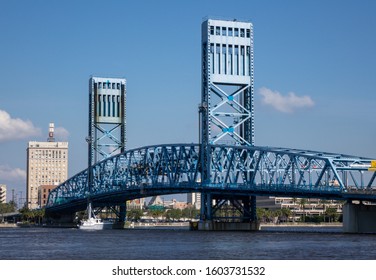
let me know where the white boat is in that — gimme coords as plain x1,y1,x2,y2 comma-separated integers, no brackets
79,217,113,230
78,202,113,230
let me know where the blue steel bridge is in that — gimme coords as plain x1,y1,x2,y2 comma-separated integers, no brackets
45,18,376,231
46,143,376,214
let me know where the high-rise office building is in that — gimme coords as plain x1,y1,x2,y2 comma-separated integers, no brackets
26,123,68,209
187,192,201,209
0,184,6,204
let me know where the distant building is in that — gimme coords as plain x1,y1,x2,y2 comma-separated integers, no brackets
187,192,201,209
38,185,56,208
171,200,189,210
0,184,6,204
126,198,144,210
26,123,68,209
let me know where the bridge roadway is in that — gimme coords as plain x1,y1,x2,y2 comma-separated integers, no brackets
45,143,376,215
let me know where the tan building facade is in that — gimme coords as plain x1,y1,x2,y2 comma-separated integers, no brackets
38,185,56,208
26,124,68,209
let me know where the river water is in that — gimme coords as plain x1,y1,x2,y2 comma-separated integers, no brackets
0,226,375,260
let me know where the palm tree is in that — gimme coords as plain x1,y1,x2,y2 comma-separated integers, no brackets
299,198,307,222
281,207,292,223
291,197,298,222
273,209,282,224
320,199,329,222
256,208,266,222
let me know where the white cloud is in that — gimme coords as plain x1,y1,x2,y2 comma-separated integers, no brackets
0,109,41,142
54,126,70,141
0,165,26,182
259,87,315,113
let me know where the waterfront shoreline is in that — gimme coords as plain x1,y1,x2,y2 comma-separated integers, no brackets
0,222,343,229
0,223,18,228
260,222,342,228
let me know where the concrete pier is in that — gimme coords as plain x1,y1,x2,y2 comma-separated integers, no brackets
343,202,376,233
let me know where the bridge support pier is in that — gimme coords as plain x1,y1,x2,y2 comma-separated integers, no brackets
343,202,376,233
113,203,128,229
198,194,260,231
197,221,260,231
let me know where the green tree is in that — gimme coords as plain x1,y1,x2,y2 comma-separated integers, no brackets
256,208,275,223
256,208,266,222
281,207,292,223
34,208,45,225
166,209,182,221
273,209,282,223
181,207,198,220
299,198,307,222
19,207,34,222
18,207,45,224
127,209,143,221
325,207,338,223
148,209,165,220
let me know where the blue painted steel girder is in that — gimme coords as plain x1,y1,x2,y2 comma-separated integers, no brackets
46,144,376,213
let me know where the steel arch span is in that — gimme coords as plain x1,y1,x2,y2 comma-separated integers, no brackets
46,143,376,214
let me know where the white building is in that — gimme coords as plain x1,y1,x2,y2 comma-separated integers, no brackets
187,192,201,209
26,123,68,209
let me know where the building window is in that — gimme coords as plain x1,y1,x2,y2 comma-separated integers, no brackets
216,44,221,74
103,83,106,89
228,27,233,36
117,83,120,90
103,95,106,116
112,95,116,117
210,26,214,35
222,27,226,36
98,94,102,116
216,26,220,35
246,29,250,38
240,28,245,37
98,82,102,89
108,95,111,117
234,28,239,37
222,44,227,74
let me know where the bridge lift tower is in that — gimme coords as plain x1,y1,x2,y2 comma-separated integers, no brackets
88,76,127,222
200,18,256,228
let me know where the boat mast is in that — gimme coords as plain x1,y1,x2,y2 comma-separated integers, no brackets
86,136,93,220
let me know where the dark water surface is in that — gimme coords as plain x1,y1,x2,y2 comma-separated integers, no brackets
1,226,376,260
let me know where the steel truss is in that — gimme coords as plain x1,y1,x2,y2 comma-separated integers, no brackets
46,144,376,213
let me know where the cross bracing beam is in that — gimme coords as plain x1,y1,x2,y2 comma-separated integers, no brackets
46,144,376,214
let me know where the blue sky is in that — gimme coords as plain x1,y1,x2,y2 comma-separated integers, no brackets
0,0,375,202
